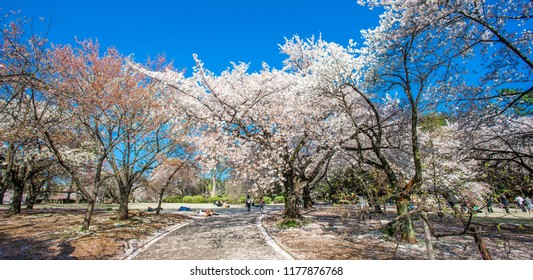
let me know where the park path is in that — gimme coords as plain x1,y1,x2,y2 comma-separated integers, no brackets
130,210,292,260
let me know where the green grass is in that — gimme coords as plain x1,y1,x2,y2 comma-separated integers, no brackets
278,218,311,230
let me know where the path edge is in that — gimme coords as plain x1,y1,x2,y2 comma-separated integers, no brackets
257,214,294,260
123,220,194,260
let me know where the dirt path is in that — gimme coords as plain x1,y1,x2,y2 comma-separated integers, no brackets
131,211,291,260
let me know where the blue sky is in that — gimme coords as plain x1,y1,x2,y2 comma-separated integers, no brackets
3,0,381,74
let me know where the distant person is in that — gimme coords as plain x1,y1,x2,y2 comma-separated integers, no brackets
500,194,510,214
245,195,252,212
515,196,526,212
258,197,265,210
486,196,494,214
524,196,533,214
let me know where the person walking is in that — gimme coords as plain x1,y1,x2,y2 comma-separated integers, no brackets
500,194,510,214
486,196,494,214
245,194,252,212
524,196,533,214
515,196,526,212
258,197,265,210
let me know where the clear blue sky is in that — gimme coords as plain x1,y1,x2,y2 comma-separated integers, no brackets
3,0,381,74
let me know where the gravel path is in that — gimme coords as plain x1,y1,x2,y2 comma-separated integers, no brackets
132,211,291,260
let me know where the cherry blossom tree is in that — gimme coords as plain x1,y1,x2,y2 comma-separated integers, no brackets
148,154,196,214
46,40,182,221
419,119,494,259
130,50,352,218
465,114,533,178
357,0,532,113
0,13,54,212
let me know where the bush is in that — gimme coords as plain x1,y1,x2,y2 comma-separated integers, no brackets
182,196,193,203
274,196,285,204
208,196,222,203
263,197,272,204
237,196,247,204
220,196,236,204
192,195,206,204
163,196,181,203
278,219,301,229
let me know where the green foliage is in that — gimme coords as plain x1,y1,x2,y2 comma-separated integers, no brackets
220,196,236,204
263,197,272,204
278,218,310,229
192,195,206,203
505,88,533,116
279,219,299,228
163,196,181,203
237,196,247,204
208,196,222,203
380,225,395,239
182,196,193,203
420,112,447,132
274,196,285,204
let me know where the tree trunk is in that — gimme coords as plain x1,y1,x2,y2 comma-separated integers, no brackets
470,225,492,260
8,181,24,215
82,198,96,231
117,197,129,220
0,188,6,204
302,184,313,209
26,181,40,209
210,173,217,197
117,185,130,220
421,212,435,260
156,189,164,215
26,192,37,209
283,173,301,219
395,198,417,243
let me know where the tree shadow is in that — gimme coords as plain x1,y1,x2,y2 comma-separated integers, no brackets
0,231,76,259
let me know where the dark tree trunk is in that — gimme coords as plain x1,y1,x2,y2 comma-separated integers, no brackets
118,198,129,220
283,172,301,219
395,198,417,243
26,181,41,209
8,181,24,215
0,188,6,205
470,225,492,260
302,184,313,209
117,187,130,220
26,192,36,209
82,199,96,231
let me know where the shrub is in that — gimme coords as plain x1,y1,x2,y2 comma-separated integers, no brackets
192,195,206,204
263,197,272,204
278,219,301,229
208,196,222,203
220,196,236,204
163,196,181,203
237,196,247,204
182,196,193,203
274,196,285,204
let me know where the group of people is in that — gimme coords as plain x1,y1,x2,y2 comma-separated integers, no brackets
212,200,230,208
490,194,533,214
514,195,533,214
245,195,265,212
213,195,266,212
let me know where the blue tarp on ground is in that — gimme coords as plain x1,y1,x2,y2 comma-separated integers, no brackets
178,206,192,211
